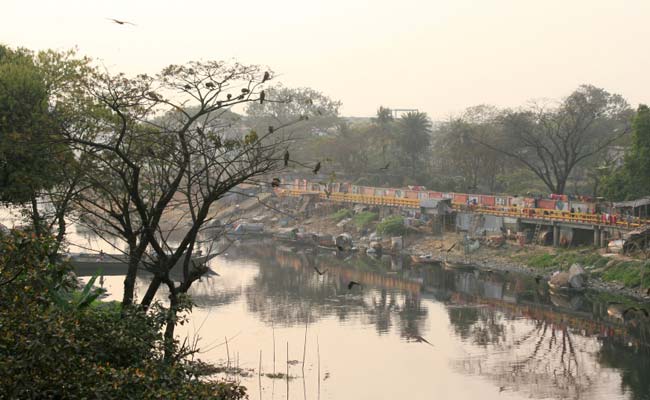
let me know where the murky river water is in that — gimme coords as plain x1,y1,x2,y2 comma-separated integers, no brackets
3,209,650,400
79,238,650,400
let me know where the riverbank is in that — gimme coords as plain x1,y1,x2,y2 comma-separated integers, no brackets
236,196,650,302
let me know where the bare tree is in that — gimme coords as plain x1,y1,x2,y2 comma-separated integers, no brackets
476,85,632,194
63,61,297,355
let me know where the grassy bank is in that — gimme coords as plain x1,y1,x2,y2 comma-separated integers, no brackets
512,247,650,288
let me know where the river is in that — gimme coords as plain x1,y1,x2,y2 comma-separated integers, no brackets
71,234,650,400
2,207,649,400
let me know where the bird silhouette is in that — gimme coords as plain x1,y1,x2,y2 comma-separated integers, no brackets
283,150,289,166
147,91,161,101
407,334,433,346
183,84,192,90
623,307,649,318
227,94,232,100
259,90,265,104
380,162,390,170
269,126,275,134
313,266,328,275
107,18,136,26
205,82,215,89
347,281,361,290
262,71,270,82
241,88,250,94
313,161,321,175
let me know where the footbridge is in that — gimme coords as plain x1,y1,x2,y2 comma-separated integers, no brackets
278,189,650,247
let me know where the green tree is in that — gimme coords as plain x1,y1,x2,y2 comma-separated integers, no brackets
601,104,650,200
0,45,89,241
396,111,432,180
477,85,632,194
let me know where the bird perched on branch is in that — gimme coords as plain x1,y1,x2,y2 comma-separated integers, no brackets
283,150,289,166
205,82,215,89
262,71,270,82
259,90,265,104
313,161,321,175
107,18,136,26
347,281,361,290
241,88,250,93
226,94,232,100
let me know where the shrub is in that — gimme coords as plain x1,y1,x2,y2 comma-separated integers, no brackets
376,215,405,236
330,208,353,222
0,230,247,399
353,211,378,229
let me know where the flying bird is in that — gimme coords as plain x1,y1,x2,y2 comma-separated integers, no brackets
259,90,265,104
107,18,136,26
407,335,434,346
313,161,321,175
313,266,328,276
283,149,289,166
262,71,270,82
347,281,361,290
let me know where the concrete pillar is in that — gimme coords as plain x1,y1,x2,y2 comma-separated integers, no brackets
593,226,601,248
553,223,560,247
600,229,608,248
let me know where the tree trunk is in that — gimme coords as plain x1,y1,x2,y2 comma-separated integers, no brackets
30,195,42,237
122,241,147,307
163,288,178,362
140,275,162,310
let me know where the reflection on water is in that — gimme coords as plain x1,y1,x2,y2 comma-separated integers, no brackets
63,236,650,400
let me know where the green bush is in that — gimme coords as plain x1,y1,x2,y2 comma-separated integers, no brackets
0,230,247,399
376,215,405,236
353,211,378,229
330,208,353,222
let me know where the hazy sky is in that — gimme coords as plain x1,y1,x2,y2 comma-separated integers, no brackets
3,0,650,119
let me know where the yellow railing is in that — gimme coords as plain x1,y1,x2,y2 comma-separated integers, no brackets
278,189,650,229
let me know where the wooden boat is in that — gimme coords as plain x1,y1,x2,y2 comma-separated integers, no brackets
410,254,439,265
442,260,476,271
67,251,217,276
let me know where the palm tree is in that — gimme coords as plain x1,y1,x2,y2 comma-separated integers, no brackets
397,111,432,178
372,106,395,164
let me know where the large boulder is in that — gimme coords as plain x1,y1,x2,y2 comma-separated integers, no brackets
549,271,570,289
568,263,587,289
